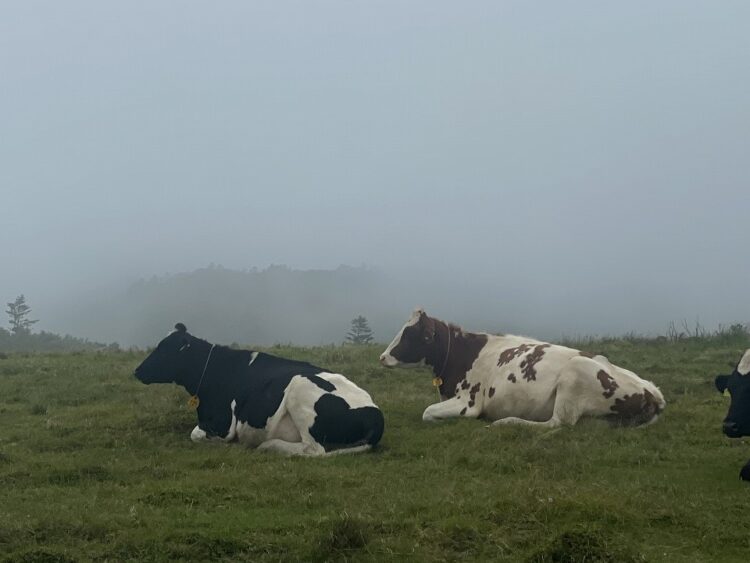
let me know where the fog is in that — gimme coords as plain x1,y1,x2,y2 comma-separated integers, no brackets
1,1,749,346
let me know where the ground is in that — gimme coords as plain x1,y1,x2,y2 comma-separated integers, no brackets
1,336,749,562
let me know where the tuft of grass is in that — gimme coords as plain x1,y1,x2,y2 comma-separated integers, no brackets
29,404,47,416
439,522,482,552
527,526,646,563
46,465,112,486
312,512,370,561
4,550,77,563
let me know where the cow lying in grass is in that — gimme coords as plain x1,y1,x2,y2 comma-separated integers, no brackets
714,349,750,481
134,324,384,456
380,309,665,428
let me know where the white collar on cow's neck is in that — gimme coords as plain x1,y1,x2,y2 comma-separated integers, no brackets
193,344,216,397
436,321,451,377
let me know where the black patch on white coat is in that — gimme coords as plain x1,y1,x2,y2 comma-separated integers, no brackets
309,395,384,451
304,374,336,392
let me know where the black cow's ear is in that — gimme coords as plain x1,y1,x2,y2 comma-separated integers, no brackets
715,375,729,393
175,323,187,333
740,460,750,482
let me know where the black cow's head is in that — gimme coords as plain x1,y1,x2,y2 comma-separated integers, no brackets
715,349,750,439
380,308,437,368
134,323,196,385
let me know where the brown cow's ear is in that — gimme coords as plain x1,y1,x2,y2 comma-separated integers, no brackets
423,317,436,343
715,375,729,393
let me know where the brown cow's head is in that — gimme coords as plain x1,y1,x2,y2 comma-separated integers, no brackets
379,308,437,368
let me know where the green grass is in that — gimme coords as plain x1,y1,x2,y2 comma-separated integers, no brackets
1,338,750,562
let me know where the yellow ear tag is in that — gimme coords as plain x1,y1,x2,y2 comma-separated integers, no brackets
432,377,443,387
187,396,200,409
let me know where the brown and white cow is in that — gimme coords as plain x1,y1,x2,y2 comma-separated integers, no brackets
380,309,665,428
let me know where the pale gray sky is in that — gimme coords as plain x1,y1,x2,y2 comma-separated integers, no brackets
2,1,749,340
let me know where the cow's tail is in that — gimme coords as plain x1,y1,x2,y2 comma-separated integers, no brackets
321,444,373,457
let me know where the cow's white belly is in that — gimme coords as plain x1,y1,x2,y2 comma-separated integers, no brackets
483,385,556,421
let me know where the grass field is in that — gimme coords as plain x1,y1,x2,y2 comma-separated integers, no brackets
1,336,750,562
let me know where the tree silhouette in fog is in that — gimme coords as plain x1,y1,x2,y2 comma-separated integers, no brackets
346,315,374,345
6,294,38,335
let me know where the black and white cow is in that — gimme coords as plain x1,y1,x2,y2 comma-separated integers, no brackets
714,349,750,481
134,324,384,456
380,309,666,428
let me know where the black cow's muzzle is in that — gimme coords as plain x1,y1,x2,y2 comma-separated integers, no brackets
723,421,741,437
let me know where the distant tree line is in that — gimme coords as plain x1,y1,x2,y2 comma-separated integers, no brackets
1,295,118,354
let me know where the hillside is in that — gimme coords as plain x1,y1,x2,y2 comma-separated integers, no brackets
58,265,404,348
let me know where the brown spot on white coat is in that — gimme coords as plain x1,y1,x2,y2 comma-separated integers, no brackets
596,370,619,399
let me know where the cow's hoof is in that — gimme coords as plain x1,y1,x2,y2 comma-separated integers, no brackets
190,425,207,442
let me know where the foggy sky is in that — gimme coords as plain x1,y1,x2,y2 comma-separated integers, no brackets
2,1,749,342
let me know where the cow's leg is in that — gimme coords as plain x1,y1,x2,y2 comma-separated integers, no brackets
490,357,612,428
257,438,324,456
190,425,227,442
190,425,208,442
489,416,562,428
423,397,477,422
262,376,328,456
